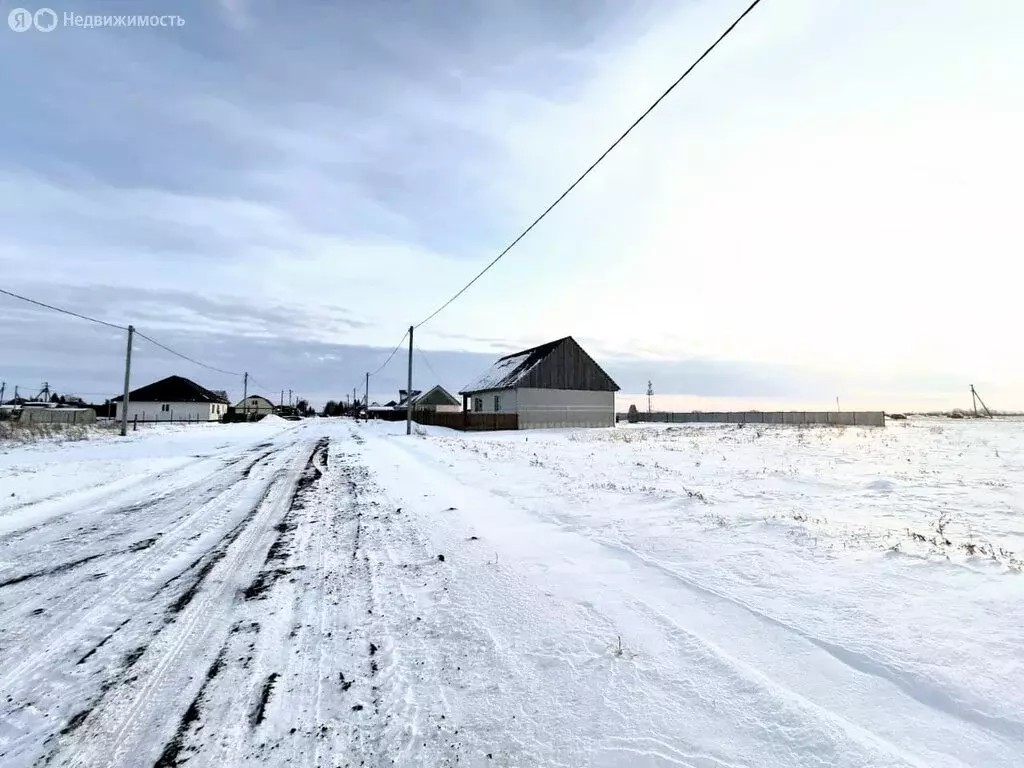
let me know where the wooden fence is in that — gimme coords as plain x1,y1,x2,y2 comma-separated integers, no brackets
373,410,518,431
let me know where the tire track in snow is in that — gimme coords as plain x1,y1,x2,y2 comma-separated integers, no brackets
130,437,331,768
0,446,286,732
15,436,316,768
0,447,282,676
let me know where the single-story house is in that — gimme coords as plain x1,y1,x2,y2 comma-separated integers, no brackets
459,336,620,429
235,394,275,416
113,375,230,422
411,385,461,413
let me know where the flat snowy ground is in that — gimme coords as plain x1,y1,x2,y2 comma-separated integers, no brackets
0,417,1021,767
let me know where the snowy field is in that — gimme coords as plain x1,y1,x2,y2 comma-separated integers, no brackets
0,417,1021,767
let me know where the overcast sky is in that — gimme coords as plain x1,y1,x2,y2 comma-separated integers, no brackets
1,0,1021,410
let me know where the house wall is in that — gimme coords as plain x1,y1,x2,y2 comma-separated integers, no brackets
470,388,517,414
516,388,614,429
115,401,222,422
415,404,462,413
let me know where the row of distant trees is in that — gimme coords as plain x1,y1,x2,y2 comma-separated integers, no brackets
321,400,363,417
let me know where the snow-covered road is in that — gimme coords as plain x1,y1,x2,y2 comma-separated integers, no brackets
1,418,1021,767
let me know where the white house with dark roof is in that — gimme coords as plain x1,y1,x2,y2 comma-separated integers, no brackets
113,375,230,422
459,336,619,429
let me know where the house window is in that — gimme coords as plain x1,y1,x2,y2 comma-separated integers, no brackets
161,404,170,412
493,395,500,412
474,397,483,412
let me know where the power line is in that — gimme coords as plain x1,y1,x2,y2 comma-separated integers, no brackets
416,346,439,382
2,287,298,402
0,287,127,331
414,0,764,329
345,330,411,405
134,331,242,377
246,374,277,394
369,330,410,378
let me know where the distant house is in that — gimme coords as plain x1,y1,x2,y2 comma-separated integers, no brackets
235,394,275,416
397,389,422,409
113,375,230,422
460,336,619,429
412,385,461,413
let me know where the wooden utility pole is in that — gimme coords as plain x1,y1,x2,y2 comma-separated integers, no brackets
280,390,284,408
364,372,369,409
120,325,134,437
647,380,653,416
243,372,248,418
0,382,5,405
406,325,414,435
289,389,293,407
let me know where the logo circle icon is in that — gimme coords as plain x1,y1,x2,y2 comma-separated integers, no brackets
8,7,33,31
34,7,58,32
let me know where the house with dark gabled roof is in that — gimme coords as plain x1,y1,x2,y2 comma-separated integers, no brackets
412,385,461,413
112,375,230,423
459,336,619,429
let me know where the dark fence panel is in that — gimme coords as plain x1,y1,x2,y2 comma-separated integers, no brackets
371,410,518,431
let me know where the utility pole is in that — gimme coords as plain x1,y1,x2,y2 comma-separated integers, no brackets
243,372,249,418
289,389,293,407
120,325,134,437
365,372,369,408
406,325,414,435
0,382,5,405
647,380,653,416
280,389,284,408
971,384,993,418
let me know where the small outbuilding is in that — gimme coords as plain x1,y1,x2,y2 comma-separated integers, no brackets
460,336,619,429
113,375,230,423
